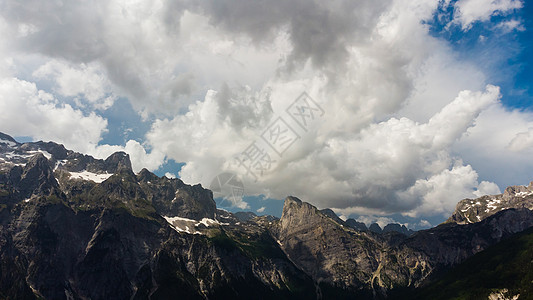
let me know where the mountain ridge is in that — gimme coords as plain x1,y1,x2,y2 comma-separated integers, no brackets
1,132,533,299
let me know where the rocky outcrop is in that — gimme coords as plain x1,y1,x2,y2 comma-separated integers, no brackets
448,181,533,224
369,223,383,234
104,151,132,173
346,218,368,231
383,224,414,236
234,211,257,222
277,196,385,296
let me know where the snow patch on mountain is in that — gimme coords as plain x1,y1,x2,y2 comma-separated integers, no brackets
69,171,113,183
0,138,16,147
163,215,228,235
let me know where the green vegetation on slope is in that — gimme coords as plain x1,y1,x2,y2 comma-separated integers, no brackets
403,226,533,300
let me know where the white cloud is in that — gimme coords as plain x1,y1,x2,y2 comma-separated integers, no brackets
141,0,523,219
474,181,501,197
452,0,523,30
256,206,266,213
507,128,533,152
453,104,533,187
165,172,177,179
0,0,532,223
0,76,163,173
33,60,116,110
495,19,525,32
0,77,108,153
417,219,432,229
399,164,484,217
92,140,165,173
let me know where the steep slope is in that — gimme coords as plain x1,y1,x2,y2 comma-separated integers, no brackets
276,196,383,297
274,196,533,298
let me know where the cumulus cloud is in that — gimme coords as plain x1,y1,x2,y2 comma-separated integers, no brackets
415,219,432,229
507,128,533,152
451,0,523,30
32,60,116,110
326,85,500,217
93,140,165,173
454,104,533,187
0,77,108,153
1,0,533,222
474,181,502,197
141,0,527,219
165,172,177,179
0,0,288,115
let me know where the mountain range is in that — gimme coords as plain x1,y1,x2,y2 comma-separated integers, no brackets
1,132,532,299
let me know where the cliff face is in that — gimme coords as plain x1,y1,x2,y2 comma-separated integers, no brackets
277,196,382,295
274,196,533,297
2,132,533,299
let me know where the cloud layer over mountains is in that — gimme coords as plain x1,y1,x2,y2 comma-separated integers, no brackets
0,0,532,219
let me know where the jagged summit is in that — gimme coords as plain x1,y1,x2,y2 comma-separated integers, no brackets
104,151,132,172
448,181,533,224
0,132,216,221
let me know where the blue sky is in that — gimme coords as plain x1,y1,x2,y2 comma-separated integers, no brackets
428,0,533,111
2,0,533,229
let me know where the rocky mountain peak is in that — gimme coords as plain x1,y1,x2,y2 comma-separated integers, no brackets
448,182,533,224
320,208,346,224
280,196,323,232
383,223,414,236
104,151,132,173
19,153,58,198
345,218,368,231
34,141,68,160
136,168,159,182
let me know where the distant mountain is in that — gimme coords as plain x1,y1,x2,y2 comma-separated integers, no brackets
1,131,533,299
320,208,415,236
345,218,368,231
234,211,257,222
369,222,383,233
383,223,414,236
448,183,533,224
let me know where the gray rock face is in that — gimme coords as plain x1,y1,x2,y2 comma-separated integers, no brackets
278,196,388,295
383,224,414,236
234,211,257,222
275,196,533,296
104,151,132,172
346,218,368,231
369,223,383,234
